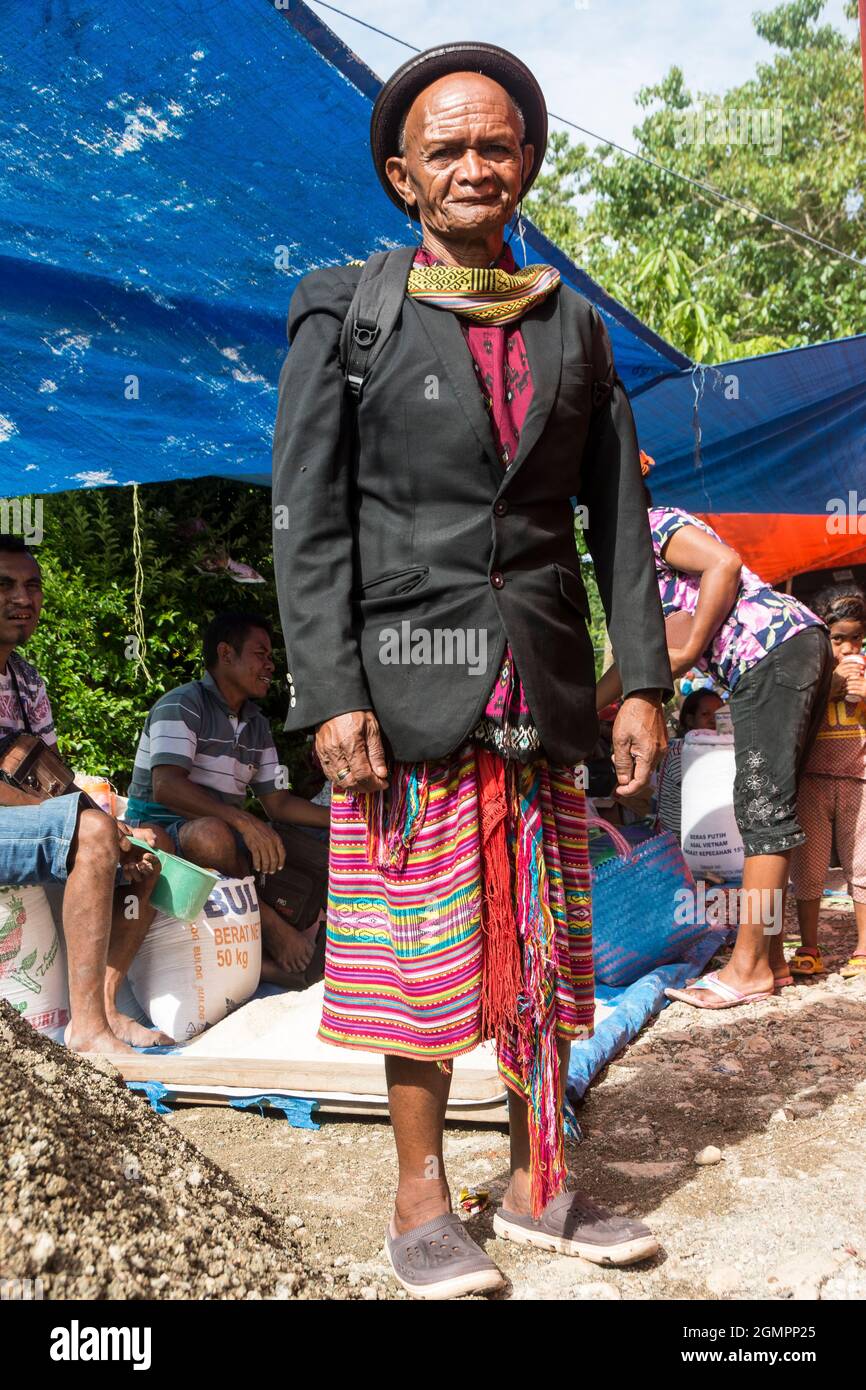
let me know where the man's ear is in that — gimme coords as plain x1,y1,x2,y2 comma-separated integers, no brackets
385,155,415,206
520,143,535,193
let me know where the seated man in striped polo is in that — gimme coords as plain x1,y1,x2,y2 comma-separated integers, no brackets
126,610,329,981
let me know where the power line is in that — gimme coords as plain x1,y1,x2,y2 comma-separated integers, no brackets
307,0,418,51
307,0,866,272
546,113,866,270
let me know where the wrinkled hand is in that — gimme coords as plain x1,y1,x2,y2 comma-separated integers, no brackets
236,814,286,875
612,694,668,798
316,711,389,794
116,821,160,883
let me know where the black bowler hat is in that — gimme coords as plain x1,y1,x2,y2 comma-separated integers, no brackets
370,41,548,218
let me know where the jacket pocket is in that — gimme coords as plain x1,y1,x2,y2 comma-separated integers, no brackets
360,565,430,600
554,563,591,619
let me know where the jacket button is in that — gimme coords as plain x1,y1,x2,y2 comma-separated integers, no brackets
490,571,505,589
493,499,508,517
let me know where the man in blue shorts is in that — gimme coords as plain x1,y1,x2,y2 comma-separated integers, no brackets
0,537,167,1055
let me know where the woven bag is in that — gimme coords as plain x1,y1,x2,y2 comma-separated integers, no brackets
589,817,702,986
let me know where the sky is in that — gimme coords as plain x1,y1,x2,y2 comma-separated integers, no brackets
305,0,855,152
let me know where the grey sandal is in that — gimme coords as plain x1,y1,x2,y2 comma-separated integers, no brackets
385,1212,505,1300
493,1190,659,1266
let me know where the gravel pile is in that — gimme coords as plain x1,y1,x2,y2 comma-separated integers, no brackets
0,1000,344,1300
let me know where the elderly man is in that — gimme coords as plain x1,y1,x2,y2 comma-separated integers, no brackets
273,42,671,1299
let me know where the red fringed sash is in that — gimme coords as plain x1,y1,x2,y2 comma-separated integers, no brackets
477,747,566,1218
476,747,523,1044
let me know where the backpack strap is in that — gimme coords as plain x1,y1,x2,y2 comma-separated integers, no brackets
341,246,611,411
339,245,417,401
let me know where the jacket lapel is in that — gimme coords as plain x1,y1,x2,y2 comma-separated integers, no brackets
496,289,563,496
407,284,564,493
409,299,503,484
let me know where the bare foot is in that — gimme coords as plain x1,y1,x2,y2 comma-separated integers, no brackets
683,963,790,987
259,953,306,989
64,1024,137,1057
107,1011,174,1048
686,961,778,995
713,962,775,995
261,910,315,975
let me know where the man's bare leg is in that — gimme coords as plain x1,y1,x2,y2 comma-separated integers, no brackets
104,826,174,1047
177,816,245,876
386,1054,453,1235
501,1036,571,1216
63,807,135,1056
177,817,314,978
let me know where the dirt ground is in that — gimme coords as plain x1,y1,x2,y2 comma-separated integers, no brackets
169,894,866,1301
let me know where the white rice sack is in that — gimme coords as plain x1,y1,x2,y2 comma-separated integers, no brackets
127,875,261,1041
680,730,744,879
0,884,69,1041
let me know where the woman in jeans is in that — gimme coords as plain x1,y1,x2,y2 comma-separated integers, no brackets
597,461,833,1009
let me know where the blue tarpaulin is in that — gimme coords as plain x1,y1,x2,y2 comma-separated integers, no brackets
1,0,862,581
0,0,685,495
0,0,686,500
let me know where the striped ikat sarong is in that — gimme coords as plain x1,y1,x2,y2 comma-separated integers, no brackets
319,744,593,1076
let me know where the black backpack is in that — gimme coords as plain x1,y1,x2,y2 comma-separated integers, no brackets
338,245,419,401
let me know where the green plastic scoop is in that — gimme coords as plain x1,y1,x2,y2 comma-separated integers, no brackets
126,835,220,922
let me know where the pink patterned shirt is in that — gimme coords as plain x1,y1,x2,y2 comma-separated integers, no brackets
0,651,57,746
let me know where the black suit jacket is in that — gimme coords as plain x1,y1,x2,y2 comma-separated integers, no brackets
272,254,671,764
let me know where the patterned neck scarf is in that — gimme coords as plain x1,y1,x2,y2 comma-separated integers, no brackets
407,244,560,325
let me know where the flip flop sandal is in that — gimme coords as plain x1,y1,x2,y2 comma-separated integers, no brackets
790,950,826,977
665,970,774,1010
493,1190,659,1266
840,955,866,979
684,970,792,994
384,1212,505,1300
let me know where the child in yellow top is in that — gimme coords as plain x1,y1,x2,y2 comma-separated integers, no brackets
789,585,866,978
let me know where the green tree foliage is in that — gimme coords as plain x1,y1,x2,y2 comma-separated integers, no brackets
25,484,318,794
528,0,866,361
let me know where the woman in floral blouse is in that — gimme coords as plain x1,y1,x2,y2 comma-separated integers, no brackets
598,465,833,1010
